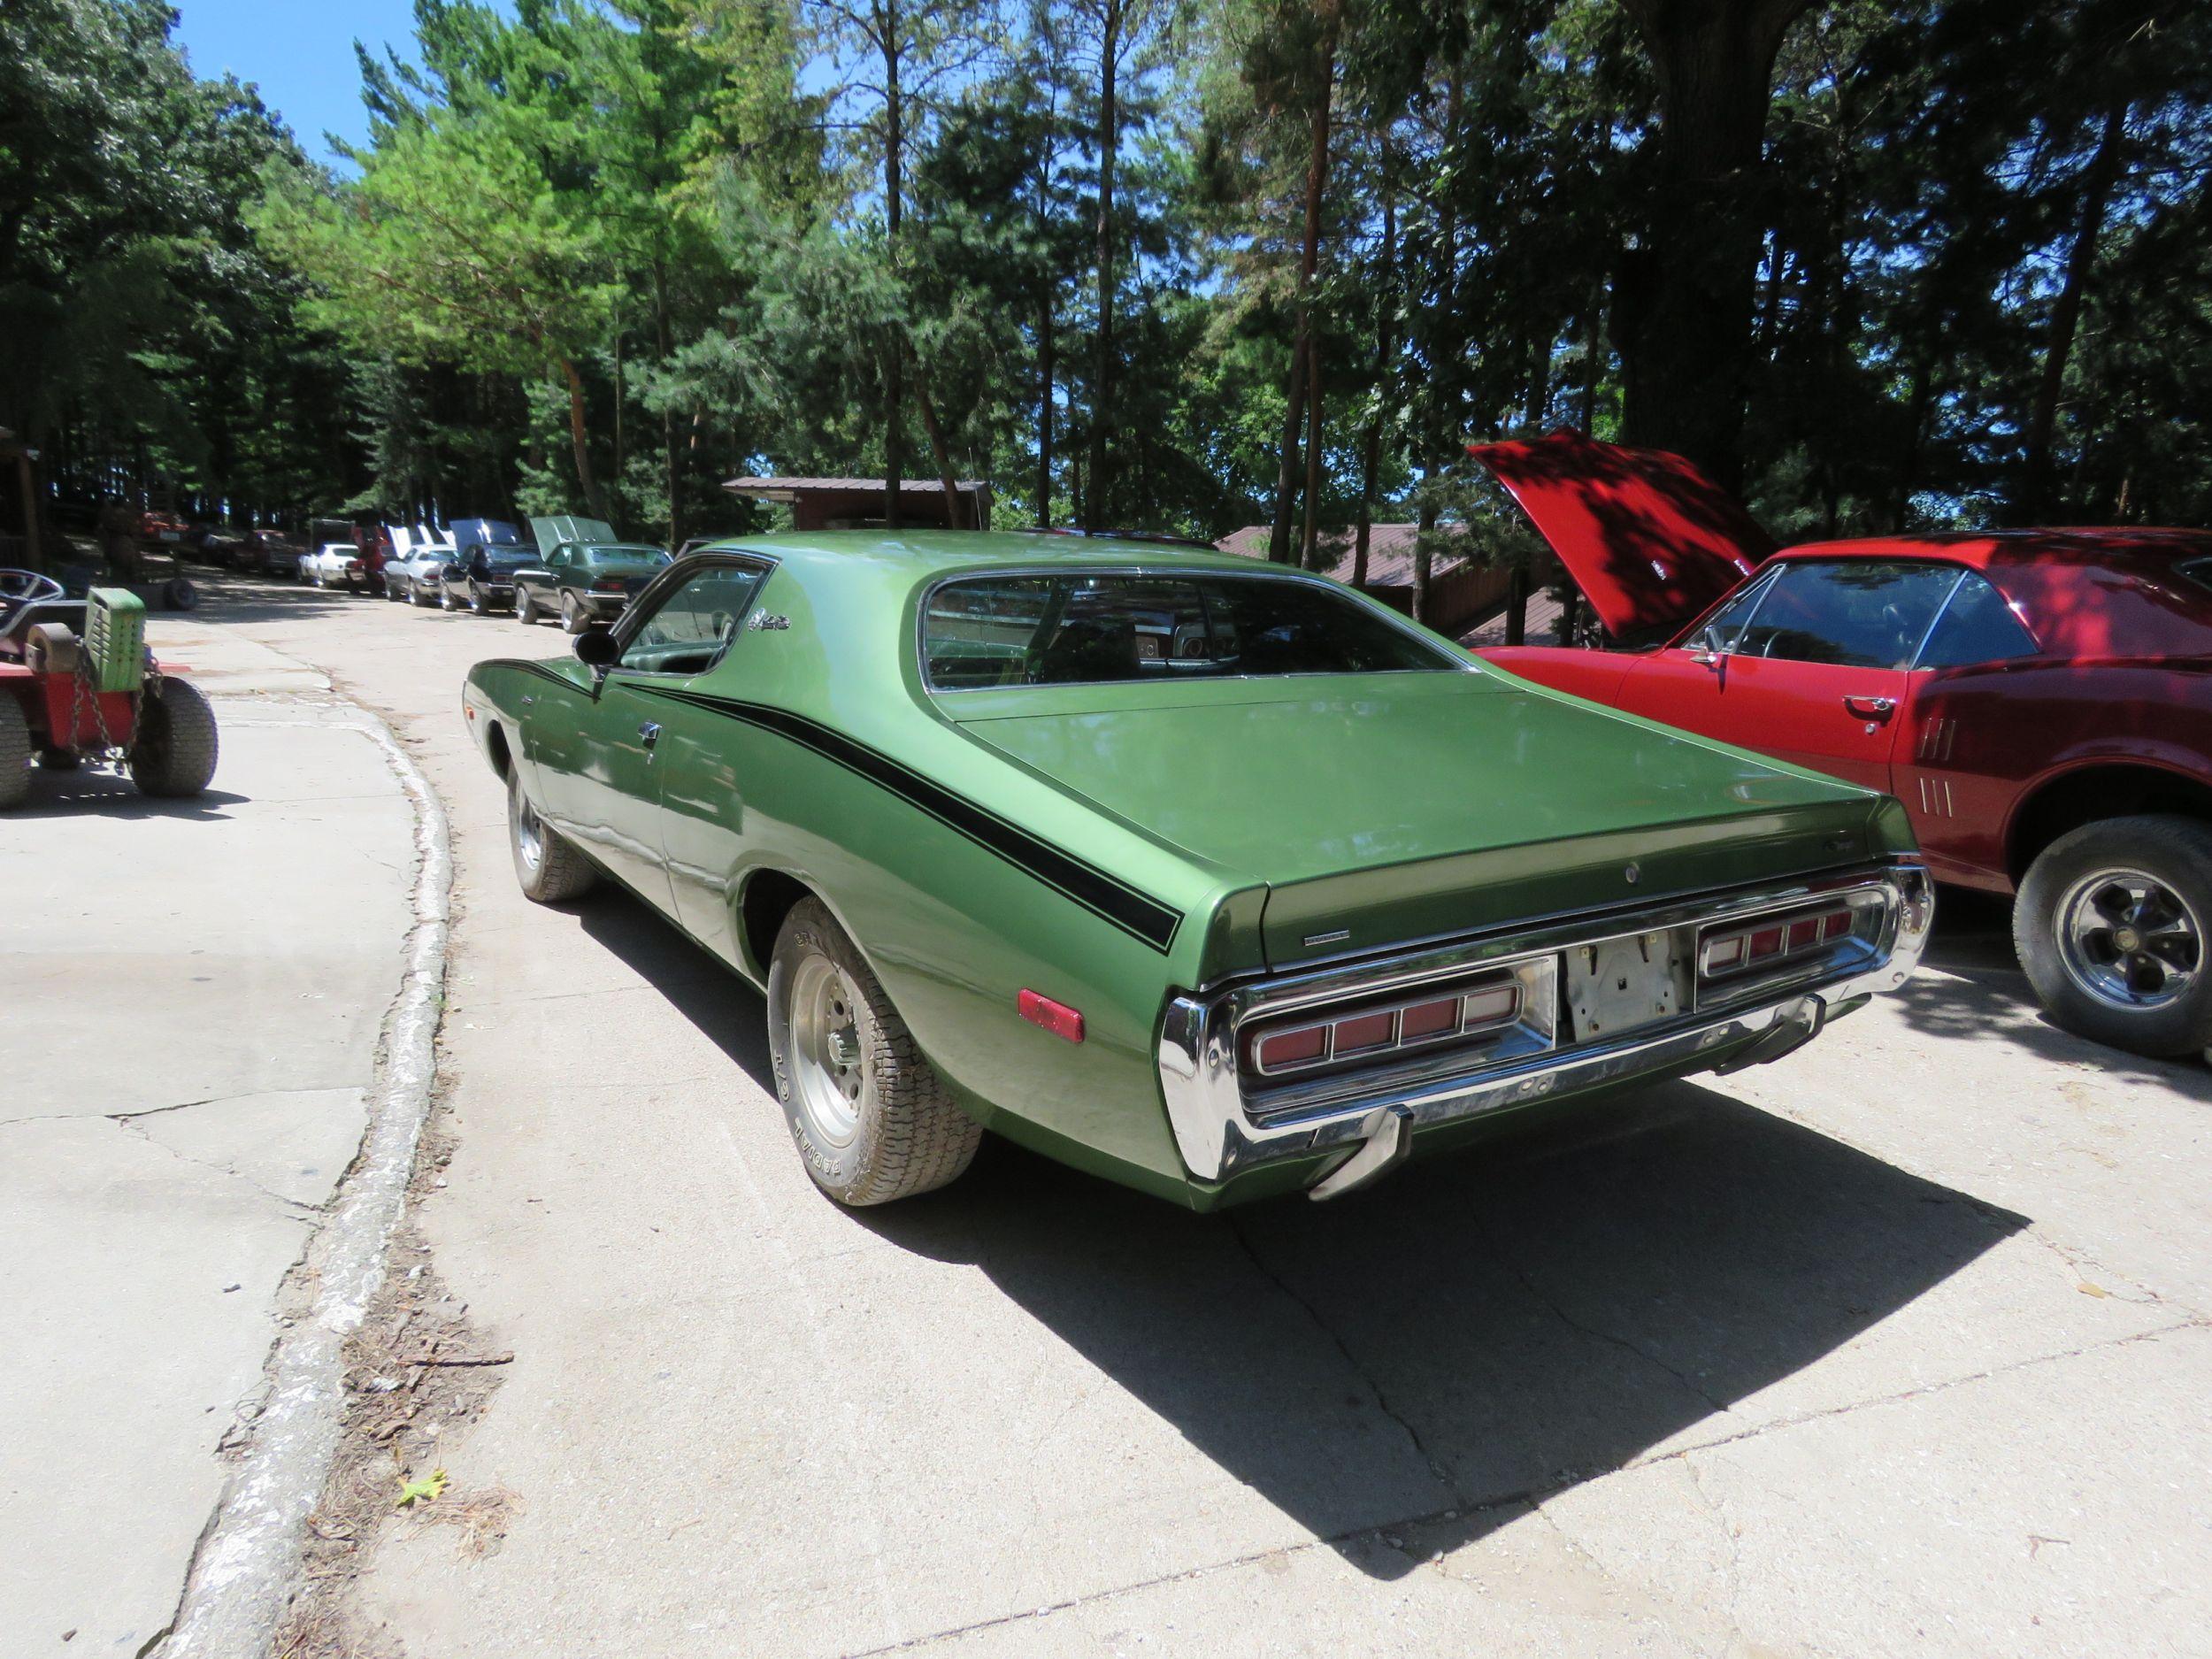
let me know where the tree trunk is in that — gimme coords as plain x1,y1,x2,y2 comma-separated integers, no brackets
910,351,967,528
1300,333,1325,566
1037,293,1055,526
1505,564,1528,645
655,263,680,548
1354,185,1394,590
2021,103,2128,520
1271,6,1340,565
1086,0,1122,532
882,0,905,530
557,357,611,522
1612,0,1816,489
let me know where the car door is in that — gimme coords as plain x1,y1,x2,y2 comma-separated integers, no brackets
551,557,772,917
1616,558,1962,794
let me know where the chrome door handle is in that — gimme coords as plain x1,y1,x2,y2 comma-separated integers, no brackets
1842,695,1896,722
638,721,661,749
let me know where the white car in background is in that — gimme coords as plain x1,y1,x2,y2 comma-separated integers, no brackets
299,542,367,591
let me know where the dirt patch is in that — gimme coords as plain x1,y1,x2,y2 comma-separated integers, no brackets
273,1122,514,1659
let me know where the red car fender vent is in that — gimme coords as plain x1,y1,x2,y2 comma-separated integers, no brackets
1018,989,1085,1043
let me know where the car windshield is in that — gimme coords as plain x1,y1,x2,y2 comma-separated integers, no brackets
923,572,1459,691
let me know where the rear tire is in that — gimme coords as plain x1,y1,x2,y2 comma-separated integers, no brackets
0,696,29,809
470,587,488,615
508,767,597,902
2016,814,2212,1058
441,587,457,611
561,592,588,635
128,678,219,798
516,587,540,625
766,899,981,1206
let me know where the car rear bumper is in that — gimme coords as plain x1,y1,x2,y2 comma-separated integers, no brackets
1157,861,1933,1194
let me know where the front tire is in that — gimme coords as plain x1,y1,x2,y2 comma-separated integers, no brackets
128,679,219,798
766,899,981,1206
2016,814,2212,1058
508,767,597,902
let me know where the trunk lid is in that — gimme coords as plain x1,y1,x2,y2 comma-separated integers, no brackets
948,672,1886,971
1470,428,1773,640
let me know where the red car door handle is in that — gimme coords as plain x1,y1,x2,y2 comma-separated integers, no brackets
1842,695,1896,722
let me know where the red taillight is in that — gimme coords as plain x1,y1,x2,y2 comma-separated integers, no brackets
1245,976,1525,1078
594,576,625,592
1256,1025,1327,1070
1701,907,1855,979
1018,988,1084,1043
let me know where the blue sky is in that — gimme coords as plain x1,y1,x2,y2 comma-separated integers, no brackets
171,1,430,162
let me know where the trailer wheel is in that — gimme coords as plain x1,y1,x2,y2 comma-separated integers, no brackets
129,679,219,798
0,696,29,809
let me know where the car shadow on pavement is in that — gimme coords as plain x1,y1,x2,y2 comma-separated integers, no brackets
1904,887,2212,1096
861,1086,2028,1580
14,770,250,820
573,897,778,1088
558,881,2038,1582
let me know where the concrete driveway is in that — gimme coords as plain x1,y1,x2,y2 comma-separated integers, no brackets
131,574,2212,1655
1,621,416,1655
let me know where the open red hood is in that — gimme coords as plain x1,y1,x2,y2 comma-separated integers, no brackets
1470,429,1774,639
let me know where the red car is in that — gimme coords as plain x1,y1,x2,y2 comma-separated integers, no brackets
1472,429,2212,1062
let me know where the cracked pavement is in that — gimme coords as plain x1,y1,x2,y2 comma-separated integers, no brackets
21,574,2212,1658
0,621,415,1657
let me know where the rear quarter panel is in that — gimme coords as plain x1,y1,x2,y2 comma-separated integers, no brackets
1906,658,2212,889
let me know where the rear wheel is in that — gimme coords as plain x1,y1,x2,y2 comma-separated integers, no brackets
470,586,489,615
128,678,219,798
508,767,597,902
766,898,981,1205
441,587,457,611
516,586,540,624
2016,814,2212,1058
560,592,588,635
0,696,29,809
412,580,434,608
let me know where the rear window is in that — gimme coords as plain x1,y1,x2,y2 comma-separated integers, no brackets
581,545,670,567
922,572,1458,690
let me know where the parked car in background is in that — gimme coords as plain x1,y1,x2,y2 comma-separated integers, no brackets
514,539,672,632
385,537,457,606
465,534,1932,1211
441,542,536,613
1471,428,2212,1061
300,542,368,591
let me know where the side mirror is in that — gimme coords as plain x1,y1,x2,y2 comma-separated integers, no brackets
572,626,618,672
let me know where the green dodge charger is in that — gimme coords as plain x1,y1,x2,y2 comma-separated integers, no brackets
463,531,1932,1210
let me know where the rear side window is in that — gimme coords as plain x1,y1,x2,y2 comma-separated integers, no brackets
1732,560,1959,669
1916,572,2039,667
923,572,1457,690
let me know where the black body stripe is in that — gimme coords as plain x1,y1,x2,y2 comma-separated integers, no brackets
630,684,1181,951
482,657,579,692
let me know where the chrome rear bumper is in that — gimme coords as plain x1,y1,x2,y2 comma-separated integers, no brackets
1156,862,1933,1189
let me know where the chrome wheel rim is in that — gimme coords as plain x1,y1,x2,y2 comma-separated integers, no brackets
511,784,545,873
788,953,864,1147
2057,867,2201,1011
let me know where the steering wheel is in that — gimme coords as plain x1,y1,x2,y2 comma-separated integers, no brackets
0,569,64,603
